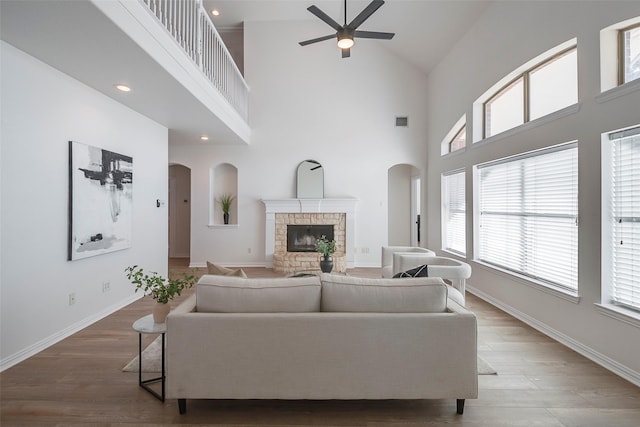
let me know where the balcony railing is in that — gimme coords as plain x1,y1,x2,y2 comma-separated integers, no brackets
141,0,249,121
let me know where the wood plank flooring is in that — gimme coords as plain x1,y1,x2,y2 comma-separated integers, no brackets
1,259,639,426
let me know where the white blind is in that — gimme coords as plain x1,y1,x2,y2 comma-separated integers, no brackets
610,128,640,311
478,143,578,291
443,171,466,254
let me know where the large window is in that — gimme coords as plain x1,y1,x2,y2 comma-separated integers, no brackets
442,170,466,255
620,23,640,84
476,143,578,291
484,47,577,138
604,126,640,312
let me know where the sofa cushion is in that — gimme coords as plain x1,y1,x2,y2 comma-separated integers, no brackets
206,261,247,278
196,275,321,313
320,273,448,313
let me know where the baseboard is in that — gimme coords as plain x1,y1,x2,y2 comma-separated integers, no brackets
467,285,640,387
0,293,142,373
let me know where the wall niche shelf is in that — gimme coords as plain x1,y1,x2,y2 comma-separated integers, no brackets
210,163,238,226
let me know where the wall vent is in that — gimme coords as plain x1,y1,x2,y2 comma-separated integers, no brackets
396,116,408,127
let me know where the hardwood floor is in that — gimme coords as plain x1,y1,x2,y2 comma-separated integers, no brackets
1,259,639,426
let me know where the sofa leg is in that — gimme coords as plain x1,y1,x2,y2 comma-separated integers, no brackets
456,399,465,414
178,399,186,414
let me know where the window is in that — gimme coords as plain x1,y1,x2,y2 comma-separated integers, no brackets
484,47,577,138
476,143,578,292
449,126,466,153
620,23,640,84
442,170,466,255
441,116,466,156
604,126,640,312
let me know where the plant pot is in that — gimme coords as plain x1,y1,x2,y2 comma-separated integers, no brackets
223,212,230,225
320,256,333,273
153,302,170,323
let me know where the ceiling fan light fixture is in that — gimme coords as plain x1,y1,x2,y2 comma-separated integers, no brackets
337,34,354,49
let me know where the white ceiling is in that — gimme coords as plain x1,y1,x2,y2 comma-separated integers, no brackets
206,0,492,74
0,0,491,145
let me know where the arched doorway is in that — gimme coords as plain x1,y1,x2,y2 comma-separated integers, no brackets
168,164,191,260
388,164,421,246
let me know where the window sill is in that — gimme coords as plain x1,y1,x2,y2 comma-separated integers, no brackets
208,224,239,229
596,79,640,104
472,103,581,147
474,261,580,304
594,303,640,328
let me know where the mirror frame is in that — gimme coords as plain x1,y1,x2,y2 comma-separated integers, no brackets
296,160,324,199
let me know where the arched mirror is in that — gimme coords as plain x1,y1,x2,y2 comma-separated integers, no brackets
297,160,324,198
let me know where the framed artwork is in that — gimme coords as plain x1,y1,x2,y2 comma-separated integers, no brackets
68,141,133,261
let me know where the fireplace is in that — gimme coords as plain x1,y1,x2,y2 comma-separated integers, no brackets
261,198,358,272
287,225,334,252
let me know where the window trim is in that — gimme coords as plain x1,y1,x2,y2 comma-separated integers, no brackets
482,46,577,139
618,22,640,85
449,125,466,153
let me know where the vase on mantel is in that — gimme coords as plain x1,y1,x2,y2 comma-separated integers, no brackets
153,302,170,324
320,255,333,273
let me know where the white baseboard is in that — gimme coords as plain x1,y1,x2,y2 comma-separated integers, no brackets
467,285,640,387
0,293,142,373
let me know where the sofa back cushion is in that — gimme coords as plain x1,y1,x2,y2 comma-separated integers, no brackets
320,274,448,313
196,275,321,313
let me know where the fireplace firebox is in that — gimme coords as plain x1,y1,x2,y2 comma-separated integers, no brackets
287,225,334,252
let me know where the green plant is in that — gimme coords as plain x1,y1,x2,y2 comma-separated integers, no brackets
217,193,235,214
315,235,336,257
125,266,197,304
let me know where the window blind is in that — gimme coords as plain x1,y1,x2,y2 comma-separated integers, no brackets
610,128,640,311
443,171,466,254
478,143,578,291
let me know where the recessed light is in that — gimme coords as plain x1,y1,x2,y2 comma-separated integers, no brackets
211,9,219,16
115,84,131,92
200,135,209,141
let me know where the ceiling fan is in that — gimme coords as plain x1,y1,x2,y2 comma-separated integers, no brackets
299,0,395,58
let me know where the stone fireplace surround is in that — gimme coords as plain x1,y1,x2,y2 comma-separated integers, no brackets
262,199,357,273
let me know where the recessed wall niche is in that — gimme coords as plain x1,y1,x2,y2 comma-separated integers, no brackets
210,163,238,226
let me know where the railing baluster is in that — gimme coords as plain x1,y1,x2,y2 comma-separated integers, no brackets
137,0,248,121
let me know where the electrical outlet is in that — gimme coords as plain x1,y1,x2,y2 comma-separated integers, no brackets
69,293,76,306
102,281,110,293
362,247,370,254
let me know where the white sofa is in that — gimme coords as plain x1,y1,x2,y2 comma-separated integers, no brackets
393,255,472,305
381,246,436,278
166,273,478,415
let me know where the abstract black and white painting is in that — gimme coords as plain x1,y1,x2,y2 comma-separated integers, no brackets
68,141,133,261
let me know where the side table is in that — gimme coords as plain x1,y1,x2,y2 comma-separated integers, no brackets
132,314,166,402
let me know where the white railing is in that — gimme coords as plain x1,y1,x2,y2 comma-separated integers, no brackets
141,0,249,121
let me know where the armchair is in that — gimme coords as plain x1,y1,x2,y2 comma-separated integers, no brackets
381,246,435,278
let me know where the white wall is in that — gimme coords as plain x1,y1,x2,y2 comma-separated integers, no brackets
169,20,428,268
424,2,640,383
0,41,168,369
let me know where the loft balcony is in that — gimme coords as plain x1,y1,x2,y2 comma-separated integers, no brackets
1,0,250,145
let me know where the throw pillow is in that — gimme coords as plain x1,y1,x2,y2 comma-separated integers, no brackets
393,264,429,278
206,261,247,278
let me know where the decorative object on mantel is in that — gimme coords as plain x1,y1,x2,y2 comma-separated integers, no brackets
217,193,235,224
315,234,336,273
297,160,324,198
125,266,197,323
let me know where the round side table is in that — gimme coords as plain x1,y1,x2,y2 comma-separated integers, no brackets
132,314,166,401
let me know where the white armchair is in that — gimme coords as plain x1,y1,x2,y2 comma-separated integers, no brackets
381,246,435,278
393,255,472,306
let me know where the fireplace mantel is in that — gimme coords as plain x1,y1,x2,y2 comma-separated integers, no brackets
262,198,357,268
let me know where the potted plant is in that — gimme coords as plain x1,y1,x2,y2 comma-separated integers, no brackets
125,265,197,323
217,193,235,224
315,234,336,273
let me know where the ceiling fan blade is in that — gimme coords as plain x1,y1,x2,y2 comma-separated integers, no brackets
354,30,395,40
348,0,385,30
307,5,342,31
342,48,351,58
299,34,336,46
